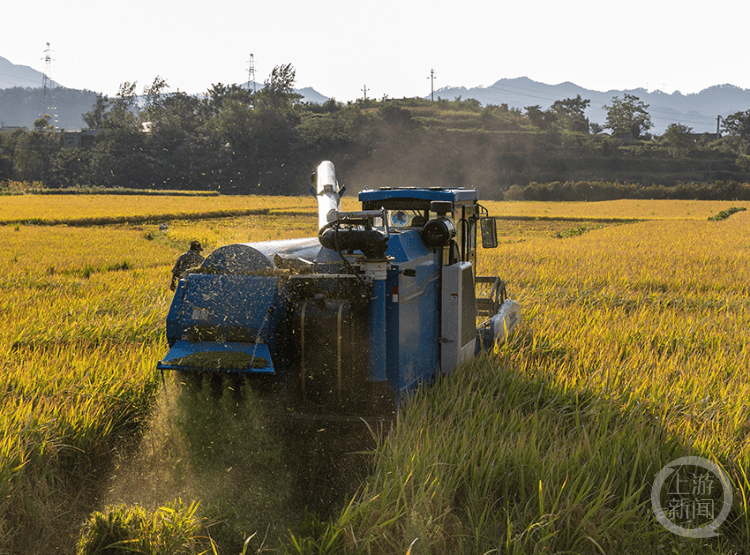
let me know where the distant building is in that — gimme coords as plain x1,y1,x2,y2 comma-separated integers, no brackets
61,129,98,149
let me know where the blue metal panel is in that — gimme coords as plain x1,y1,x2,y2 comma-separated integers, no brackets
384,268,400,391
385,229,432,262
396,261,440,392
359,188,478,204
368,279,388,382
177,274,283,342
378,231,441,394
157,340,275,374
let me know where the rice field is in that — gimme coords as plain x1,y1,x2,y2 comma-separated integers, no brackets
322,203,750,554
1,194,749,554
0,193,336,226
484,198,750,221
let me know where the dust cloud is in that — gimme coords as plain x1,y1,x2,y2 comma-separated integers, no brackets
102,373,377,544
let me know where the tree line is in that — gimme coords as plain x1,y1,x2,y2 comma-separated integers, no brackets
2,64,750,199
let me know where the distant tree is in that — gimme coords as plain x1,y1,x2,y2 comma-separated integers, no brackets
33,115,53,132
82,93,110,129
721,110,750,153
12,117,59,183
550,95,590,132
661,123,695,158
85,81,144,187
379,103,415,127
302,97,340,115
256,63,301,111
525,105,556,129
50,148,92,188
604,94,652,139
457,97,482,111
138,77,206,188
200,83,254,117
0,132,15,180
144,76,168,100
90,81,140,132
204,64,304,193
110,82,139,119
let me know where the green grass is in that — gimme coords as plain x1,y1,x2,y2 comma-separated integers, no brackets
76,500,210,555
708,206,747,221
287,352,745,554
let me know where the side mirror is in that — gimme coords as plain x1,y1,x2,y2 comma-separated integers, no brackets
480,217,498,248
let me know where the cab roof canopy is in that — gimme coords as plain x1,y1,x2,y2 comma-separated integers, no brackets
359,187,478,211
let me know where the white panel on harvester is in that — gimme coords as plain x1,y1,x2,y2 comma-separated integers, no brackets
441,262,476,375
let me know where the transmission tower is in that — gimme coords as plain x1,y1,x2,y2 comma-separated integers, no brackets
248,53,256,95
40,43,58,128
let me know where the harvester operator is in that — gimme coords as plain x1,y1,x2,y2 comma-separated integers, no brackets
170,240,204,290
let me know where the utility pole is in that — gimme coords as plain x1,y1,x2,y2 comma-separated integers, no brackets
361,85,368,102
428,69,436,101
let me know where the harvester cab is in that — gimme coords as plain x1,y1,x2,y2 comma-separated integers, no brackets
158,161,521,411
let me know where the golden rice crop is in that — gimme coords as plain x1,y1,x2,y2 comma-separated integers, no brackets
0,194,320,225
2,225,176,275
5,194,750,554
0,224,176,551
486,212,750,459
485,198,750,221
162,213,321,251
322,205,750,554
0,200,339,552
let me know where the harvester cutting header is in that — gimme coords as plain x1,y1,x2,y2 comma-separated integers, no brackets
158,161,521,410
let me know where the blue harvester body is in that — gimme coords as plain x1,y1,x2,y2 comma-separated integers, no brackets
158,162,520,409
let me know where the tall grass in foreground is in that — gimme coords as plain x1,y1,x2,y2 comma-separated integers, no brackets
0,206,339,553
76,500,209,555
287,211,750,554
0,225,176,553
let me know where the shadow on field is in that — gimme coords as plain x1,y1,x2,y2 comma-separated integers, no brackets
100,372,382,551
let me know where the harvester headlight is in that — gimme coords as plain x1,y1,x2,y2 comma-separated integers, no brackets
391,210,408,227
421,218,455,248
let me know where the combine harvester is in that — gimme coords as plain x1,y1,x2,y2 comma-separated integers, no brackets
158,161,521,412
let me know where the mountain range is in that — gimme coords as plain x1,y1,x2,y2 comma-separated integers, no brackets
2,54,749,135
433,77,747,135
0,55,62,89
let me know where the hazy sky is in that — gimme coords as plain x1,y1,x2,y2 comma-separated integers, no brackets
2,0,747,101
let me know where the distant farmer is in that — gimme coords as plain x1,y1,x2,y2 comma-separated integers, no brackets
170,240,204,291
